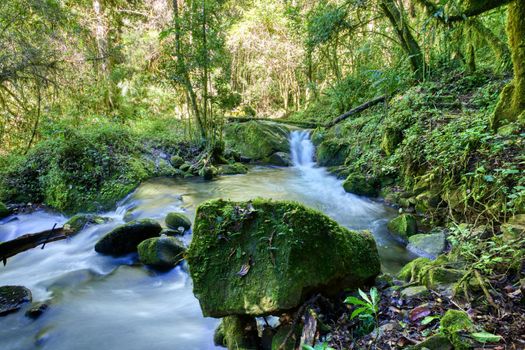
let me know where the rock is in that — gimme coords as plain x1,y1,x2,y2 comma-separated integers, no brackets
380,127,402,156
267,152,291,166
421,267,466,288
218,315,258,350
411,334,453,350
342,173,379,197
64,214,108,236
440,310,474,350
400,285,429,299
94,219,162,256
25,302,49,319
0,202,10,219
170,155,184,168
407,232,446,259
199,166,217,180
387,214,418,241
213,322,226,347
316,139,350,167
187,198,381,317
165,212,191,231
219,163,248,175
398,257,432,282
0,286,32,316
271,325,299,350
137,236,186,269
160,228,183,237
224,121,290,160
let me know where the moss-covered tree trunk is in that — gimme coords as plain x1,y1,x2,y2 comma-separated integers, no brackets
493,1,525,129
380,0,426,81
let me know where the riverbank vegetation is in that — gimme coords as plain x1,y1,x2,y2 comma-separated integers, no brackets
0,0,524,349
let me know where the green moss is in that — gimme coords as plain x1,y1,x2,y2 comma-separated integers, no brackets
187,198,381,317
380,127,402,156
398,257,431,282
64,214,107,236
165,212,192,231
387,214,418,241
342,173,379,197
137,236,186,269
170,155,184,168
224,121,290,160
219,163,248,175
0,202,9,219
221,315,258,350
316,139,351,167
94,219,162,256
411,334,452,350
440,310,475,350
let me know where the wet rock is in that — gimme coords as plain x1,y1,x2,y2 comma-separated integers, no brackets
165,212,191,231
0,202,10,219
199,165,218,180
400,285,429,299
160,228,183,237
343,173,379,197
224,121,290,160
440,310,474,349
267,152,291,166
0,286,32,316
412,334,453,350
387,214,418,241
187,198,381,317
137,236,186,269
316,139,351,167
94,219,162,256
407,232,446,259
64,214,108,236
25,302,49,319
219,163,248,175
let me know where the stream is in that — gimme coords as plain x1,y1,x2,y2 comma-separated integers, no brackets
0,130,415,350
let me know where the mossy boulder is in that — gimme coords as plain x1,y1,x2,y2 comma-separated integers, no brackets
187,198,381,317
94,219,162,256
219,163,248,175
199,165,218,180
343,173,379,197
380,127,402,156
411,334,453,350
316,139,350,167
0,202,10,219
137,236,186,269
224,121,290,160
440,310,475,350
407,232,446,259
215,315,258,350
398,256,466,289
267,152,291,166
165,212,191,231
0,286,32,316
160,228,183,237
387,214,418,241
170,155,184,168
64,214,108,236
398,257,432,282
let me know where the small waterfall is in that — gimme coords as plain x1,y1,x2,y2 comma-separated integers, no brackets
290,130,315,167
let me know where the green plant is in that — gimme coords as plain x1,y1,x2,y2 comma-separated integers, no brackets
302,343,335,350
344,287,380,336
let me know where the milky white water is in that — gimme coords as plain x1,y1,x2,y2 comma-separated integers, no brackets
0,130,414,350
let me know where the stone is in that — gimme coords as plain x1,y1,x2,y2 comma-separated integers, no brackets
343,173,379,197
440,310,474,350
380,127,402,156
398,257,431,282
165,212,191,231
267,152,291,166
387,214,418,241
407,232,446,259
224,121,290,160
316,139,350,167
0,202,10,219
421,267,466,288
400,285,429,299
160,228,183,237
411,334,453,350
170,155,184,168
137,236,186,269
219,315,258,350
25,302,49,319
94,219,162,256
64,214,108,236
187,198,381,317
219,163,248,175
0,286,32,316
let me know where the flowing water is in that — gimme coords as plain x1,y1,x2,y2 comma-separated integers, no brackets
0,130,414,350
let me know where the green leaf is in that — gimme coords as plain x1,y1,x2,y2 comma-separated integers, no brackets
302,346,315,350
344,296,368,306
370,287,379,305
350,307,368,319
471,332,501,343
421,315,440,325
483,175,495,182
358,289,372,304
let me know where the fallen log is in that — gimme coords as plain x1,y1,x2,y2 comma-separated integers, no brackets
325,95,386,128
0,224,73,266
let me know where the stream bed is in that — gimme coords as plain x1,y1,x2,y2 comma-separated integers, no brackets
0,131,415,350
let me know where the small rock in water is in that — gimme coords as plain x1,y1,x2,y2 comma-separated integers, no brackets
94,219,162,256
137,236,186,269
25,302,49,319
0,286,32,316
165,212,191,231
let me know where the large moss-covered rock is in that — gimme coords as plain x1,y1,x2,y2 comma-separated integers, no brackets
0,202,9,219
94,219,162,256
224,121,290,160
387,214,418,241
64,214,108,236
165,212,191,231
407,232,446,259
137,236,186,269
267,152,291,166
343,173,379,197
316,139,350,167
187,198,381,317
0,286,32,316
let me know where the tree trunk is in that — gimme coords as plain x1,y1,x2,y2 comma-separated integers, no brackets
493,1,525,129
380,0,426,81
